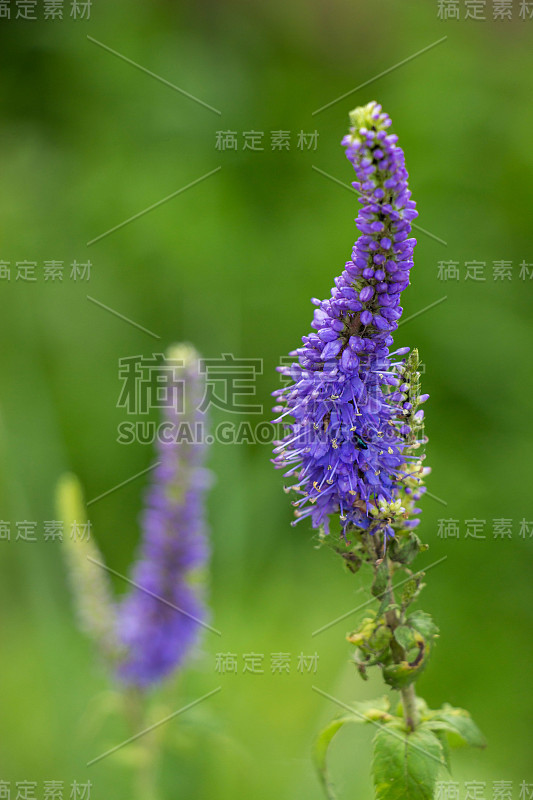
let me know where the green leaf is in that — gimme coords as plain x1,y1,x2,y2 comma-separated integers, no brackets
313,715,363,800
370,624,392,653
372,560,390,598
373,721,445,800
426,705,486,749
383,661,420,689
388,533,422,565
377,594,399,619
407,611,439,640
383,612,438,688
433,730,451,772
353,696,393,720
347,613,377,648
313,699,395,800
393,625,417,652
400,577,423,609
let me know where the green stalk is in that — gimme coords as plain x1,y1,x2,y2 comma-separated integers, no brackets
400,682,419,732
383,556,419,731
123,689,160,800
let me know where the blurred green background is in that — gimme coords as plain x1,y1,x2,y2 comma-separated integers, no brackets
1,1,532,797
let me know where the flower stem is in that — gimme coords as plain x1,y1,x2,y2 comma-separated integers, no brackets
400,683,419,732
383,554,419,731
124,689,160,800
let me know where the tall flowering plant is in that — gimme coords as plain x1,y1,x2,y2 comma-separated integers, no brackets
117,344,210,687
273,103,484,800
57,343,211,799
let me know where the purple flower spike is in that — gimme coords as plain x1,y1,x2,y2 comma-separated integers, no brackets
117,344,211,688
272,103,422,539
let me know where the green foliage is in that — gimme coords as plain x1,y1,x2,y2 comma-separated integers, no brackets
434,730,452,772
320,527,365,574
382,661,421,690
346,562,442,694
423,705,486,750
382,611,438,689
407,611,439,641
339,535,483,799
372,721,446,800
314,692,486,800
347,611,392,674
313,698,393,800
371,560,390,597
314,715,365,800
387,532,424,566
393,625,417,652
400,575,425,610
